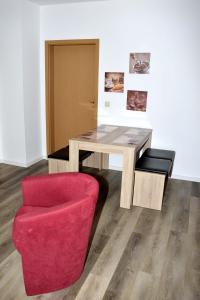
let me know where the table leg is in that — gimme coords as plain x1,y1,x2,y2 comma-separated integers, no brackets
143,133,152,151
138,134,152,158
101,153,109,170
120,148,136,209
69,140,79,171
92,153,109,170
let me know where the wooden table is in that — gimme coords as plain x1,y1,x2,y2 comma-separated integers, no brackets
69,125,152,209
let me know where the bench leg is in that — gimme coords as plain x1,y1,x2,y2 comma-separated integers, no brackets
48,159,70,173
82,153,109,170
133,171,165,210
100,153,109,170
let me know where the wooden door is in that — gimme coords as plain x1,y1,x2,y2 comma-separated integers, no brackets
45,39,99,154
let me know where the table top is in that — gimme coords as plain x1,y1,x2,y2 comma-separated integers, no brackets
71,124,152,150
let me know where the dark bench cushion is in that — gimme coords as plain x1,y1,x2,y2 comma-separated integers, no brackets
143,148,175,162
48,146,93,162
136,156,172,175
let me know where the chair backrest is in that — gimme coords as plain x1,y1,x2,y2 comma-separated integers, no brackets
22,172,99,207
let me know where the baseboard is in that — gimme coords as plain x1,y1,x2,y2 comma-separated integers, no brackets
1,156,45,168
1,159,199,183
26,156,46,167
109,164,122,171
109,164,200,183
1,159,27,167
171,174,200,183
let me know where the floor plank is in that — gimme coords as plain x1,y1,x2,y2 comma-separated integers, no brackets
0,161,200,299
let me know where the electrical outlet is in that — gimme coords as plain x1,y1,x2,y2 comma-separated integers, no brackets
105,100,110,107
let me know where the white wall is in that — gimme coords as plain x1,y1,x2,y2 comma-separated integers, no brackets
40,0,200,180
0,0,41,166
0,0,26,165
0,55,4,160
22,0,42,165
0,72,3,161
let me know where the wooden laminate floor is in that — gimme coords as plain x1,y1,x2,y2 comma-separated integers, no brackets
0,160,200,300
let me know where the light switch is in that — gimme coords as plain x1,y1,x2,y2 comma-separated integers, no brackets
105,100,110,107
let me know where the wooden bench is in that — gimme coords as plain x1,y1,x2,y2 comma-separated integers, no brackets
133,156,172,210
48,146,103,173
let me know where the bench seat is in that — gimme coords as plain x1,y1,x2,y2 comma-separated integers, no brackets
48,146,92,161
48,146,107,173
143,148,175,176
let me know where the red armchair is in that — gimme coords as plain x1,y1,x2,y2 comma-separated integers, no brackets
12,172,99,296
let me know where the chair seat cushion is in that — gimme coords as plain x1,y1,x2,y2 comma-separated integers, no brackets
136,157,172,175
48,146,93,162
143,148,175,162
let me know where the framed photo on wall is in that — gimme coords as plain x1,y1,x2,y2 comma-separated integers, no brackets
129,53,151,74
126,90,147,112
104,72,124,93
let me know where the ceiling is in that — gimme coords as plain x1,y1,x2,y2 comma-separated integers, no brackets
29,0,108,5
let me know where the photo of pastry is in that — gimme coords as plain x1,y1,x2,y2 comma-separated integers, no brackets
126,90,147,112
129,53,151,74
104,72,124,93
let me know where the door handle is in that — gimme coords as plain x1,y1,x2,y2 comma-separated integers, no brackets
90,100,95,104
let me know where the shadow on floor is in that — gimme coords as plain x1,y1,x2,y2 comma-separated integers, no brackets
81,167,109,259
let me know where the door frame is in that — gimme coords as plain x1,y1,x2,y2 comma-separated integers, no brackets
45,39,99,155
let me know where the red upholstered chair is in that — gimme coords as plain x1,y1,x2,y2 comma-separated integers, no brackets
12,172,99,296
